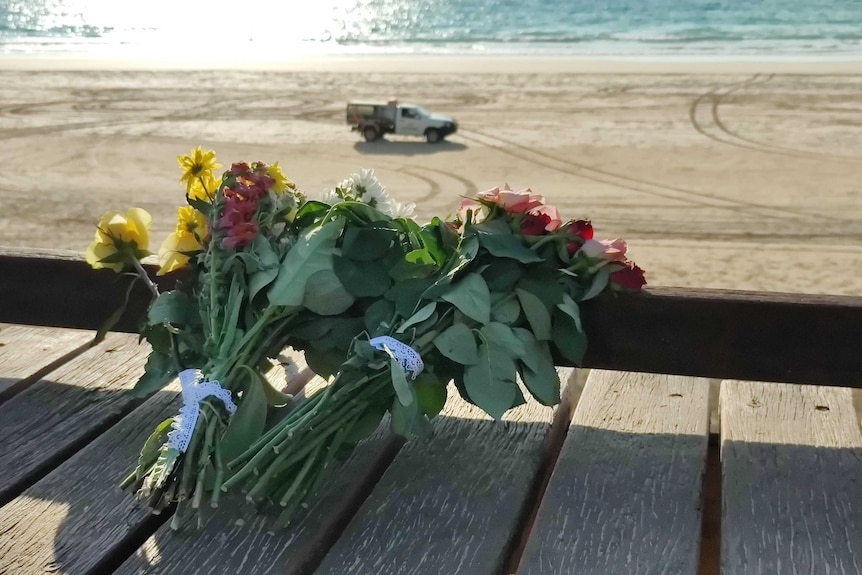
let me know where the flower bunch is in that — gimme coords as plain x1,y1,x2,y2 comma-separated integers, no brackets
86,147,645,528
222,182,646,524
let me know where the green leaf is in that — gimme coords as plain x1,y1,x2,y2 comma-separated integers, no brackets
440,272,491,325
517,269,564,309
147,290,196,327
391,394,420,437
385,277,435,318
292,200,332,229
432,216,461,252
483,259,523,293
480,322,527,357
475,228,544,263
433,322,479,365
389,355,414,407
463,342,520,420
364,299,396,335
582,266,612,301
304,347,345,379
248,235,281,300
491,293,520,325
512,330,560,405
333,255,390,297
219,370,268,464
341,226,397,261
414,373,448,418
303,269,356,316
131,351,178,397
557,293,583,332
422,235,480,299
552,305,587,365
268,219,345,306
397,301,437,333
516,288,553,340
343,406,387,444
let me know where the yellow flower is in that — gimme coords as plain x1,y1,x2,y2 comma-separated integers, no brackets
188,171,221,203
85,208,152,273
267,161,293,195
178,146,222,193
157,205,208,275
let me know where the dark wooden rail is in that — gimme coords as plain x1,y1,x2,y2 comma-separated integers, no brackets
2,247,861,388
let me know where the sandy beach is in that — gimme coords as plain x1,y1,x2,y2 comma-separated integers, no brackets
1,57,861,296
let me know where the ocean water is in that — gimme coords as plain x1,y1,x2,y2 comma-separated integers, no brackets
1,0,861,61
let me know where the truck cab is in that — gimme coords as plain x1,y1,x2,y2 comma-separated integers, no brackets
346,100,458,143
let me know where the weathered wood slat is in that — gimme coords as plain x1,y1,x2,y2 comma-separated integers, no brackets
517,370,711,575
312,369,575,575
4,249,862,386
0,323,93,401
0,380,181,575
720,380,862,574
114,373,400,575
0,332,149,506
0,346,315,575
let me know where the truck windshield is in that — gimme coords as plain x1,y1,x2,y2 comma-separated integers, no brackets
413,107,430,118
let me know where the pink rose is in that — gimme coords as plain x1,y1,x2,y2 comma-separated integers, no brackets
478,184,545,214
580,238,628,263
529,204,562,232
458,198,488,225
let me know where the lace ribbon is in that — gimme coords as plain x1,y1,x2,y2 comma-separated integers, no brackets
369,336,424,379
166,369,238,452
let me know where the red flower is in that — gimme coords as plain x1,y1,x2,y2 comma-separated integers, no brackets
521,212,551,236
222,220,258,250
566,219,594,255
610,262,647,289
568,219,593,240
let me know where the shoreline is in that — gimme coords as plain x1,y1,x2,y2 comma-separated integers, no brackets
2,54,862,74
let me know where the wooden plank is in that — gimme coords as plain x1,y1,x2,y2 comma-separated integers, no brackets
517,370,711,575
0,379,181,575
0,350,316,575
0,332,148,505
5,249,862,387
0,323,93,401
113,374,400,575
720,380,862,574
312,369,574,575
0,248,187,334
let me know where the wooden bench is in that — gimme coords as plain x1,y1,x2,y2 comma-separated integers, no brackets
1,248,860,574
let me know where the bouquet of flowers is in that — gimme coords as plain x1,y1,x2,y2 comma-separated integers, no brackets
85,147,645,527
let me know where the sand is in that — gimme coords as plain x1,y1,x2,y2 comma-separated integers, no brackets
1,56,861,296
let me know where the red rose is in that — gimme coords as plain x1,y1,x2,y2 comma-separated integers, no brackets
568,219,593,240
521,212,551,236
610,262,647,289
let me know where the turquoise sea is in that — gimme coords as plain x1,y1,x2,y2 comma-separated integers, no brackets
1,0,861,60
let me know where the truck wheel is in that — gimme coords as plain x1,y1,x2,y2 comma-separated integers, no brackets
363,126,379,142
425,129,441,144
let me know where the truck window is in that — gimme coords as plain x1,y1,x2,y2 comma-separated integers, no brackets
402,108,416,119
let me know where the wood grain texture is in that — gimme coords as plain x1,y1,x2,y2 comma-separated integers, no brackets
0,332,148,505
517,370,711,575
0,381,181,575
0,323,92,400
114,370,401,575
312,370,574,575
5,250,862,386
0,347,314,575
720,380,862,574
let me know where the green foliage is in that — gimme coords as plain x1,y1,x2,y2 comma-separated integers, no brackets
268,219,345,307
433,323,479,365
463,341,520,420
440,272,491,325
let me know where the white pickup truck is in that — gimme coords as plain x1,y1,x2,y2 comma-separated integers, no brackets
346,100,458,143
